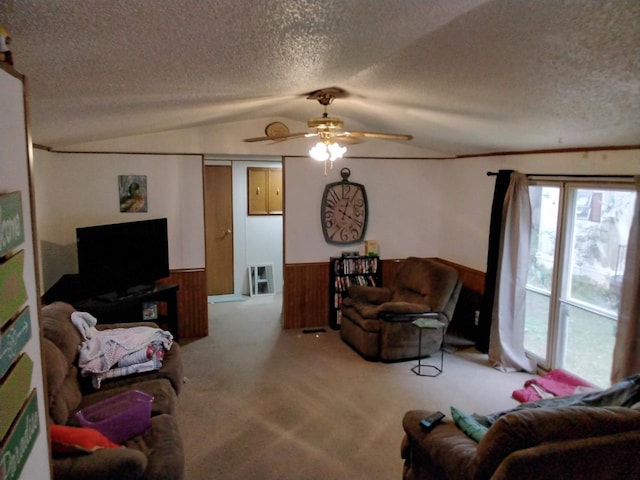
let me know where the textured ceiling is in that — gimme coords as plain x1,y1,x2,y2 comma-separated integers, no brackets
1,0,639,156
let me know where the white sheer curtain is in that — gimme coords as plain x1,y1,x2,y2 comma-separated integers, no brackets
489,172,536,373
611,175,640,383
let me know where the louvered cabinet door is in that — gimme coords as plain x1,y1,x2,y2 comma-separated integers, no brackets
267,168,282,214
248,167,268,215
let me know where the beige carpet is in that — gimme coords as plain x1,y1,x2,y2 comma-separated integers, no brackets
177,294,534,480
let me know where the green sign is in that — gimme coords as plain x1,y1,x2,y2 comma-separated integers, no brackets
0,192,24,258
0,308,31,379
0,250,27,328
0,353,34,439
0,390,40,480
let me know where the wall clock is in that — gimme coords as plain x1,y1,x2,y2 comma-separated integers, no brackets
321,168,368,244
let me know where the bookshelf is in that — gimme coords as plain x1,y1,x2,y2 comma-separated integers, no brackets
329,255,381,330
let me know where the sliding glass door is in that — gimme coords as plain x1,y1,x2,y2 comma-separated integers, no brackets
525,182,636,387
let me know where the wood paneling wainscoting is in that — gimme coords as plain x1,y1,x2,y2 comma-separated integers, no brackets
283,262,329,329
434,258,486,342
283,258,486,332
158,268,208,339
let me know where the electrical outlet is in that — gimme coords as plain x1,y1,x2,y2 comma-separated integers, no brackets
474,310,480,326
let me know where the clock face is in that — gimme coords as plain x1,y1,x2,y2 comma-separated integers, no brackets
321,180,368,244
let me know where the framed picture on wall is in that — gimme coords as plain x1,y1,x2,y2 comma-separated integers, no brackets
119,175,147,212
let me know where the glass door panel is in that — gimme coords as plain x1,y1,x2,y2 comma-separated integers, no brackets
558,187,636,387
560,303,617,388
524,290,551,360
525,185,560,365
526,184,635,388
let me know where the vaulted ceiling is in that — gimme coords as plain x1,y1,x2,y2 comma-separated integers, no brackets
1,0,638,157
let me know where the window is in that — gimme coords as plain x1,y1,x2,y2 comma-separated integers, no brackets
525,182,636,388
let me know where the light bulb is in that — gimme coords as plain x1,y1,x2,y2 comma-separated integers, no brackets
328,142,347,161
309,142,329,161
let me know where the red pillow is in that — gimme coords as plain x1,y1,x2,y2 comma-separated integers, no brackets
50,424,121,454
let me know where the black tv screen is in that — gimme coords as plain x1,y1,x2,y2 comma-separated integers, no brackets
76,218,169,297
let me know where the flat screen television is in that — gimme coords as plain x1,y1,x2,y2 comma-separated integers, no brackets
76,218,169,298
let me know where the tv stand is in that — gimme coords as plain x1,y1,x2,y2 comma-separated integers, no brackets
97,283,156,302
73,283,180,340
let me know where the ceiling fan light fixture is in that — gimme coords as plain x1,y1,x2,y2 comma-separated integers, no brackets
328,142,346,160
243,88,410,174
309,139,347,174
309,140,346,161
310,142,330,161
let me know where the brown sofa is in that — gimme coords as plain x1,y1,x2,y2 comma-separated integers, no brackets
401,375,640,480
42,301,185,480
340,257,461,361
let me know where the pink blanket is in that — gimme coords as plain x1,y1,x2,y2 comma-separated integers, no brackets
512,369,596,402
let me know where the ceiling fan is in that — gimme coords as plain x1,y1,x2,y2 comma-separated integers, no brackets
243,88,413,166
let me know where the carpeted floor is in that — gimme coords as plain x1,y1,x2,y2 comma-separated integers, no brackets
177,294,535,480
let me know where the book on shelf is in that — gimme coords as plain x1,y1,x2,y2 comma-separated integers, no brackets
329,254,381,330
333,256,378,275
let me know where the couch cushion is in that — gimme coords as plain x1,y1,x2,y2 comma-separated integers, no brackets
340,305,384,333
43,338,83,424
125,414,185,480
353,302,383,319
347,285,392,304
42,302,84,363
50,424,121,453
490,430,640,480
52,442,148,480
474,406,640,480
390,258,458,311
379,301,432,314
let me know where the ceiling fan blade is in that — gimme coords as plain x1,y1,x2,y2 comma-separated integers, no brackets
346,131,413,141
243,132,310,142
271,132,315,143
333,134,364,145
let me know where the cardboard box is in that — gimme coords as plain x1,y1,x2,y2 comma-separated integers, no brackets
364,240,379,256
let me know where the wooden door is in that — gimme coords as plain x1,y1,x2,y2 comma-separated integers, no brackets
204,165,234,295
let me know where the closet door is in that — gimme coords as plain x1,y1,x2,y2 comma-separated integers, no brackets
204,165,234,294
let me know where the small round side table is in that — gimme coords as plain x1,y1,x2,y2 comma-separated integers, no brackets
411,317,446,377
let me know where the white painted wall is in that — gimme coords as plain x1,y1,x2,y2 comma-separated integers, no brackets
33,152,205,291
284,156,444,262
437,150,640,271
34,147,639,297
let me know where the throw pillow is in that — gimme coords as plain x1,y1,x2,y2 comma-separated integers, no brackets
450,406,488,443
50,424,121,454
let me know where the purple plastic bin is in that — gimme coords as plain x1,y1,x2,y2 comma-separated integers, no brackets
75,390,154,444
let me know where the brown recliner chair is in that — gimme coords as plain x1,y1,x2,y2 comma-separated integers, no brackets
340,257,461,362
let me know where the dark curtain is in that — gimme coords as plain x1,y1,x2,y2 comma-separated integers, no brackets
476,170,513,353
